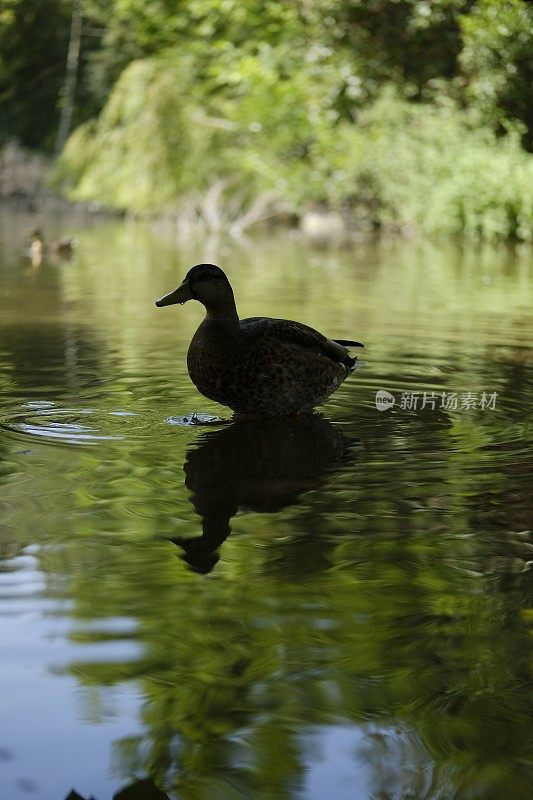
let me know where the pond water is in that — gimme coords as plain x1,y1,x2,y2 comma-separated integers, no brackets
0,208,532,800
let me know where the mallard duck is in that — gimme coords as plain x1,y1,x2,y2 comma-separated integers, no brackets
155,264,364,416
28,229,76,265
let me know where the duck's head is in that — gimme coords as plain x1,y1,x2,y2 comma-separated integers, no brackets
29,228,43,242
155,264,233,308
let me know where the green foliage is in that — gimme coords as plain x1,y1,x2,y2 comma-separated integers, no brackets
56,47,323,212
57,60,533,240
0,0,71,150
80,0,303,110
57,57,218,211
460,0,533,148
316,91,533,240
2,0,533,238
78,0,529,138
328,0,466,94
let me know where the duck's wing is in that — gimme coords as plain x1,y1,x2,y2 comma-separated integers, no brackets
240,317,362,367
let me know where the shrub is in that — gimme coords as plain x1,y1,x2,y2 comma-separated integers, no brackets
56,56,533,240
324,91,533,240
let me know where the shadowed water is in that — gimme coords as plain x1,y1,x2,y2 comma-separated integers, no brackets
0,208,532,800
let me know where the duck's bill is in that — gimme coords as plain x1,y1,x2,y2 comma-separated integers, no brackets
155,281,193,307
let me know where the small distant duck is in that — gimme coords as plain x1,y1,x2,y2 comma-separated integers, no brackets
155,263,364,416
28,228,76,265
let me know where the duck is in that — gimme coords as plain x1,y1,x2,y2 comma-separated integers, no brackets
28,229,76,265
155,263,364,416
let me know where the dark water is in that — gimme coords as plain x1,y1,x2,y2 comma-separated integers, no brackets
0,208,532,800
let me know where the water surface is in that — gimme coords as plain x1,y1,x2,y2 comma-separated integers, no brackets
1,209,532,800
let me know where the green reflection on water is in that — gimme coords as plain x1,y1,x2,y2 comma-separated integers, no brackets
0,209,532,799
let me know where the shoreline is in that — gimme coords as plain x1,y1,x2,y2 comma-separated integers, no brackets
2,141,530,246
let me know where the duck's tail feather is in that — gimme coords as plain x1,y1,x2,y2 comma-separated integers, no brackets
348,358,366,374
334,339,364,348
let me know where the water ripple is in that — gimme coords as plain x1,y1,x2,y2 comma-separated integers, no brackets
0,403,153,447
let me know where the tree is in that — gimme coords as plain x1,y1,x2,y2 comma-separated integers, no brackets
460,0,533,149
0,0,71,150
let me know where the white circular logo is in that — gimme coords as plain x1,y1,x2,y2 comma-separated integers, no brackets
375,390,395,411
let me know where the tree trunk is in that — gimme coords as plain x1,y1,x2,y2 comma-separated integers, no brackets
55,0,83,155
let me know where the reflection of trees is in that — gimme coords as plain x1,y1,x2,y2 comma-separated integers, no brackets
39,405,530,799
1,390,531,798
1,228,532,798
0,249,107,398
1,321,105,395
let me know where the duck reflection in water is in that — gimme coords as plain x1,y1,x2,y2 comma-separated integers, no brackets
171,413,355,573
